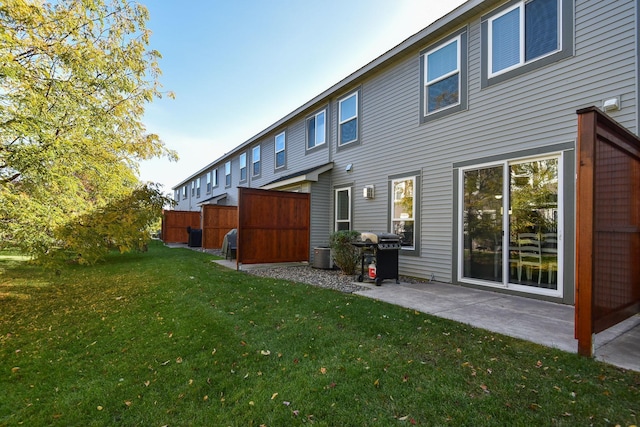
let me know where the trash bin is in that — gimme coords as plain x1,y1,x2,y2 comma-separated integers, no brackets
313,247,333,269
188,228,202,247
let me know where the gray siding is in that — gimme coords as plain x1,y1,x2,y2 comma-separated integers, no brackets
171,0,638,304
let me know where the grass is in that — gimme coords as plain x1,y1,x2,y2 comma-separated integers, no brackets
0,242,638,426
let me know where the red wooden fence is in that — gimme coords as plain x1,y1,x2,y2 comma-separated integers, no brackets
237,187,310,265
161,210,201,243
202,205,238,249
575,107,640,356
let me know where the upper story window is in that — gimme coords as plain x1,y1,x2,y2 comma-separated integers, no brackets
239,152,247,182
196,177,201,198
338,91,358,146
420,28,467,123
275,131,286,169
482,0,572,87
206,173,212,193
306,109,326,150
252,145,261,177
225,161,231,187
191,181,195,197
182,185,187,199
175,190,180,202
212,169,218,188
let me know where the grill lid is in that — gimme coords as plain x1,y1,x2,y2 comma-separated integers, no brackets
359,232,400,244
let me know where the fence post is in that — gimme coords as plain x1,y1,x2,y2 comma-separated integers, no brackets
575,108,597,357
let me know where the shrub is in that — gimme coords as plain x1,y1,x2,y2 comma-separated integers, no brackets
329,230,361,275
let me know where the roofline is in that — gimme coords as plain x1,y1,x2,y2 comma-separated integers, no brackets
173,0,492,189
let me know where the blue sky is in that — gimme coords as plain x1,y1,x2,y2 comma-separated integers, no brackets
139,0,467,193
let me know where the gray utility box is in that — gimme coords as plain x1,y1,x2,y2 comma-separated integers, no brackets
312,247,333,269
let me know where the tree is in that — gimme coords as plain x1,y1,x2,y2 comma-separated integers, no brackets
0,0,177,264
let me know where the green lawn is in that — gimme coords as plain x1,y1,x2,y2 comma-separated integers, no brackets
1,242,638,426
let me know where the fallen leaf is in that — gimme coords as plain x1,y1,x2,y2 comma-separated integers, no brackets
271,392,278,400
261,350,271,356
203,395,209,401
97,406,103,411
176,357,183,364
11,367,19,373
374,379,380,388
124,400,132,407
283,401,291,406
320,367,327,374
144,380,150,387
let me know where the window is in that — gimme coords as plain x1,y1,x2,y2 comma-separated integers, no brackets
338,92,358,146
212,169,218,188
307,109,326,149
482,0,572,86
424,36,460,115
391,177,416,249
252,145,261,176
239,152,247,182
275,131,286,169
225,161,231,187
182,185,187,199
196,177,201,198
191,181,195,197
206,173,211,193
335,187,351,231
458,155,562,297
175,190,180,202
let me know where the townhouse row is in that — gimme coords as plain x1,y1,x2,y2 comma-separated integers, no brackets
173,0,639,305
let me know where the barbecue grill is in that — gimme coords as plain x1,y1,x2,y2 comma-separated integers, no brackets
353,232,401,286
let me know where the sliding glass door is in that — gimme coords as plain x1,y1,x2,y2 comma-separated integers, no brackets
460,156,561,296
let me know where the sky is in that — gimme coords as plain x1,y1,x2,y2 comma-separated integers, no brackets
138,0,468,193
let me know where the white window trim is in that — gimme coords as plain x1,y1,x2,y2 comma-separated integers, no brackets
252,145,261,176
307,109,327,149
275,131,286,169
338,92,358,146
212,169,218,188
390,176,417,250
456,154,564,298
335,187,351,231
239,152,247,182
487,0,562,78
424,35,461,116
224,161,231,187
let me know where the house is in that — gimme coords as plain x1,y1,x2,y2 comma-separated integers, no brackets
172,0,639,305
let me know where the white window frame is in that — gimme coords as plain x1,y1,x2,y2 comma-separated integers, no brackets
239,152,247,182
252,145,261,177
182,185,187,199
206,173,211,194
390,176,416,250
457,154,564,298
275,131,286,169
338,92,358,146
225,161,231,187
334,187,352,231
212,169,218,188
196,177,201,198
487,0,561,78
191,181,195,197
423,35,461,116
307,109,326,149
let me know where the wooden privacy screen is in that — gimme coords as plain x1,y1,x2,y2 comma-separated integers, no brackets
161,210,201,243
202,205,238,249
575,107,640,357
237,187,310,265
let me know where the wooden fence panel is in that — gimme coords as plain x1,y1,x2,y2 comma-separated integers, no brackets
162,210,201,243
575,107,640,356
202,205,238,249
237,187,310,264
